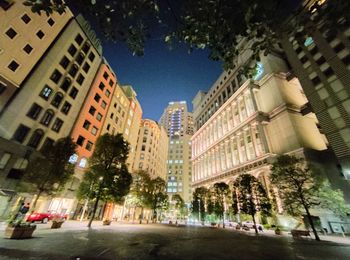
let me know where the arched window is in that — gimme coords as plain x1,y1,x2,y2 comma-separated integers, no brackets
40,110,54,126
27,129,44,148
76,52,85,65
60,77,71,92
68,64,79,78
51,92,63,108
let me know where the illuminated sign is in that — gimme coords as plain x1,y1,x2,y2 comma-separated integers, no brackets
68,154,78,164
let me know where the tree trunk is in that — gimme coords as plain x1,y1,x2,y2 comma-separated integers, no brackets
31,190,43,211
304,204,320,241
139,207,144,224
251,213,258,234
87,195,100,228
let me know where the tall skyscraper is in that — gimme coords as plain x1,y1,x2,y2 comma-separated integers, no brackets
159,101,194,204
280,1,350,179
132,119,168,179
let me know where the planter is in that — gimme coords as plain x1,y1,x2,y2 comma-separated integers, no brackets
103,220,111,225
4,225,36,239
51,221,64,229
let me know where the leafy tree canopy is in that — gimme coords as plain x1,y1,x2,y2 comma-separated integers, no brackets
24,137,77,209
24,0,350,68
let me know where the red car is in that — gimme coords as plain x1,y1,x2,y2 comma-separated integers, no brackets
26,212,67,223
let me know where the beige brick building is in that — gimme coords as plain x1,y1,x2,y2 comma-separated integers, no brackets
132,119,168,179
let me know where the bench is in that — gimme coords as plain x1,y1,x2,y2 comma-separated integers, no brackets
291,229,310,239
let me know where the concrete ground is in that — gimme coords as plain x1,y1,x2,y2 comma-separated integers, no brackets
1,221,350,259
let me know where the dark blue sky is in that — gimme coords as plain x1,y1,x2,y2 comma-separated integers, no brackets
103,40,222,121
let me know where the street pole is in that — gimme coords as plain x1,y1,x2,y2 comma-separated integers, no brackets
198,199,201,224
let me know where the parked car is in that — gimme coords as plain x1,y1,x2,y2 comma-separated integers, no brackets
26,212,67,223
225,221,239,228
242,221,263,230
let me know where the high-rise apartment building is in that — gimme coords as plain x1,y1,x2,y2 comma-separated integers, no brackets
280,1,350,179
159,101,194,203
70,59,116,170
0,13,103,214
0,0,73,112
132,119,168,179
101,84,142,171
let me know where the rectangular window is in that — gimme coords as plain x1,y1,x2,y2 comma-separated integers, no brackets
5,28,17,39
8,60,19,71
109,79,114,87
21,14,31,24
42,138,54,151
52,118,63,132
26,103,42,120
96,113,102,121
68,44,77,57
83,120,91,130
86,141,93,151
50,69,62,83
89,106,96,116
47,18,55,26
91,126,98,136
83,63,90,73
0,153,11,169
69,87,78,99
105,90,111,97
39,85,53,100
61,101,71,114
76,135,85,146
101,101,107,109
23,44,33,54
36,30,45,39
99,82,105,91
76,74,85,85
60,56,70,69
51,93,63,108
75,34,83,45
94,93,101,103
88,52,95,62
311,76,321,86
82,43,90,54
103,72,109,80
13,124,30,143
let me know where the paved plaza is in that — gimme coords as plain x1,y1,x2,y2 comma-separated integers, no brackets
1,221,350,259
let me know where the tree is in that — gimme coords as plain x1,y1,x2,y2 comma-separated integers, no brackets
25,1,350,70
78,133,132,228
271,155,350,241
192,187,208,222
234,174,271,234
172,194,186,220
24,137,76,210
129,170,153,222
148,177,168,222
211,182,230,227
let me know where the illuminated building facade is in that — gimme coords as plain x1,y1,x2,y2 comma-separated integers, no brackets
101,84,142,171
132,119,168,179
0,0,72,112
0,13,103,215
159,101,194,203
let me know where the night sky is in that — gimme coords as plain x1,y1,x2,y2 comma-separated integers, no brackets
102,40,223,121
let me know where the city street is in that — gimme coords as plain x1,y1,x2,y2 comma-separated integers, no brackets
1,221,350,259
